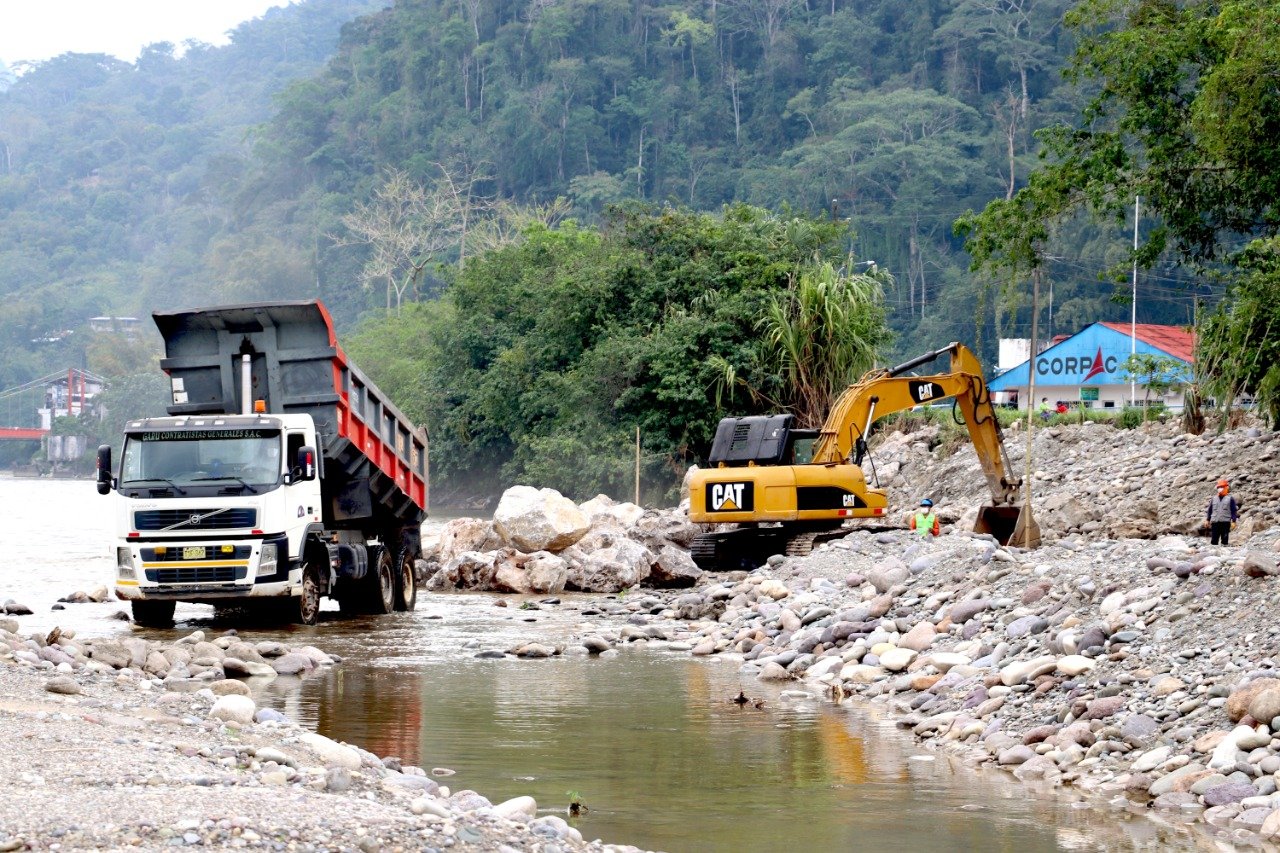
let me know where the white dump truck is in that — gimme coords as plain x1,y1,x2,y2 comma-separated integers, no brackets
97,300,428,626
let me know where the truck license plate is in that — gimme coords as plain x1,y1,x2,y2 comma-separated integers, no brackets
182,546,206,560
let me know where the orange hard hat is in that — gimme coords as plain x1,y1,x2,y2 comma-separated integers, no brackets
1217,479,1229,488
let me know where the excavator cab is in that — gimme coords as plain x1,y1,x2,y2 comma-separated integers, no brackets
708,415,819,467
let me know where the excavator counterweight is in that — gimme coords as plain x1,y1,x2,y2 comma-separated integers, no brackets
688,342,1039,570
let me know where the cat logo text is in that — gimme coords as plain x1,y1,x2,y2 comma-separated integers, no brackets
706,481,754,512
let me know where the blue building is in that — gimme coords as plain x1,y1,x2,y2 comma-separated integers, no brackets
988,322,1194,411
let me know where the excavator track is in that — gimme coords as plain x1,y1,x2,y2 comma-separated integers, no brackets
691,525,846,571
689,533,725,571
690,528,786,572
785,532,819,557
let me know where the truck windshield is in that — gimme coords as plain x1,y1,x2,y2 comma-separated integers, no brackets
121,429,283,492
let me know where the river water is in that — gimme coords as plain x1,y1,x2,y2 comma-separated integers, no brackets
5,478,1206,852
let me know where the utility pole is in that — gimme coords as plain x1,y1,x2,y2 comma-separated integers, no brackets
1024,266,1041,503
1130,195,1140,406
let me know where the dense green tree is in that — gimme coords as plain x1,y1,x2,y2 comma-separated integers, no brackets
346,205,884,501
957,0,1280,423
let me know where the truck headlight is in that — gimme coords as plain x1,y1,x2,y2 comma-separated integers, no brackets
257,543,278,578
117,547,135,579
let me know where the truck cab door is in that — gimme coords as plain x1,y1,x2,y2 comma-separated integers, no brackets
285,431,322,529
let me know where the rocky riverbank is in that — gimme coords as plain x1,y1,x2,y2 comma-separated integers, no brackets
8,420,1280,849
0,625,642,852
500,524,1280,845
871,419,1280,540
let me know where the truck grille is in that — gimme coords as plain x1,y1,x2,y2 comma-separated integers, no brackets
133,509,257,531
145,566,247,584
141,545,252,562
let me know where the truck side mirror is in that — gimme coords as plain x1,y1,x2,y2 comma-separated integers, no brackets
295,445,317,481
96,445,113,495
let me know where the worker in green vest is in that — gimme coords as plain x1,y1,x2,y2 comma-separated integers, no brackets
910,498,940,537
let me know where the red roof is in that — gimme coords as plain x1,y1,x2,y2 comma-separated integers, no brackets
1099,322,1195,363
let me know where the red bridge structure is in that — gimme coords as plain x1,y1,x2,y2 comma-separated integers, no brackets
0,368,105,441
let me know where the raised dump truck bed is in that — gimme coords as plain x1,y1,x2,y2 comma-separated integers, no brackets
153,300,428,527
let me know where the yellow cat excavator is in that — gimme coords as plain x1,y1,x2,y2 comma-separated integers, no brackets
688,342,1039,570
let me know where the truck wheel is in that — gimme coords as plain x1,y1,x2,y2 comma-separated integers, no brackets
131,599,176,627
296,564,321,625
367,547,395,615
393,547,417,611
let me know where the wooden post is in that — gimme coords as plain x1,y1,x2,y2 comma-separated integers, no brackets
634,426,641,505
1024,266,1040,509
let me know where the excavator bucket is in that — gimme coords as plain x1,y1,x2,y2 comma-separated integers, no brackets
975,503,1041,548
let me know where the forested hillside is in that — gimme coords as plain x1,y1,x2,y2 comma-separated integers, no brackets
244,0,1208,352
0,0,1205,391
0,0,381,388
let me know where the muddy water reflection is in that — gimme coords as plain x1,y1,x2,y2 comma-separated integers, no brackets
8,479,1204,852
267,593,1191,853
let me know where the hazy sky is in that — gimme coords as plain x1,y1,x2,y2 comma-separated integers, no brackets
0,1,289,66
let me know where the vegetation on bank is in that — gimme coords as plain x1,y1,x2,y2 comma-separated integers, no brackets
345,204,889,503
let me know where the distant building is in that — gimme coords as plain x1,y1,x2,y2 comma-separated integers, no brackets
989,322,1194,411
997,338,1030,373
88,316,142,336
38,369,106,430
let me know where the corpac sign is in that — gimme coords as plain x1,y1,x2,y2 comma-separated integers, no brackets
1035,345,1118,382
706,481,754,512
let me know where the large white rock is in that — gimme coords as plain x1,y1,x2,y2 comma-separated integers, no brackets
492,560,533,595
431,517,501,563
492,796,538,819
648,544,702,588
208,694,256,724
579,494,645,528
525,552,569,594
681,465,699,501
566,539,654,592
299,732,363,770
1056,655,1096,676
805,656,846,679
921,652,971,673
494,486,590,553
839,663,884,684
757,579,790,600
436,551,499,590
880,647,917,672
999,655,1058,687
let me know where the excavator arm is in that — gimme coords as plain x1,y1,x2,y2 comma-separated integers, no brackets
811,342,1022,506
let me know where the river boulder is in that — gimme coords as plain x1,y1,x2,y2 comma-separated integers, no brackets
434,551,499,591
647,544,703,588
566,539,654,592
579,494,645,528
493,486,590,552
525,552,569,594
432,517,502,564
492,558,533,595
